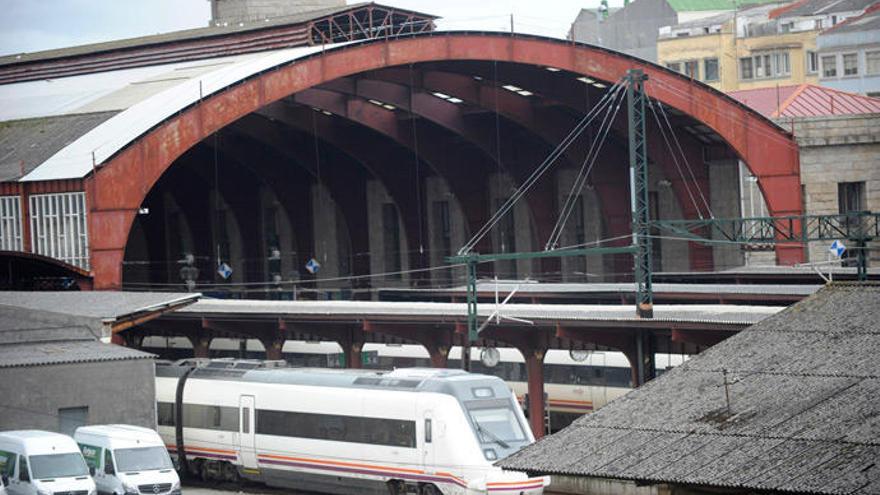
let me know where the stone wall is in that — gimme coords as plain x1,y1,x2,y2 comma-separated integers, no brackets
792,113,880,265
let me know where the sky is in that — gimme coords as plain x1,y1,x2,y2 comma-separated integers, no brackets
0,0,610,57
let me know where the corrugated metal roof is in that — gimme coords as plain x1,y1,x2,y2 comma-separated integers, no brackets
820,3,880,33
384,282,821,296
728,83,880,118
498,283,880,495
772,0,876,18
178,299,782,326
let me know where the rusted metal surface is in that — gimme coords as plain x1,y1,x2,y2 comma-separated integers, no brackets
84,34,802,289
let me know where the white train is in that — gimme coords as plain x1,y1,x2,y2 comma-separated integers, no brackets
155,362,548,495
145,337,687,430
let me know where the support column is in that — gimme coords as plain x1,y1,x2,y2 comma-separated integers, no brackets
263,339,285,361
345,341,363,369
631,330,656,387
523,347,547,439
189,336,212,359
426,343,450,368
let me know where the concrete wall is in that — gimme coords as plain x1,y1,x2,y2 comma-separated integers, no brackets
709,159,745,269
555,169,606,281
210,0,345,25
793,113,880,265
311,183,350,288
366,180,409,287
546,475,672,495
0,359,156,432
489,173,535,280
570,0,677,62
425,177,467,286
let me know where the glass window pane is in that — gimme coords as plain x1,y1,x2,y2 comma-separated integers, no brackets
740,58,753,79
822,55,838,77
704,58,719,81
843,53,858,75
867,51,880,74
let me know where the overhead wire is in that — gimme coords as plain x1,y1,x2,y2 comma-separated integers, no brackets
653,97,714,217
458,77,627,255
645,96,709,220
546,83,627,250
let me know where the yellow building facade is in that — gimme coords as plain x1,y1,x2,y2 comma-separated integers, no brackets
657,19,819,91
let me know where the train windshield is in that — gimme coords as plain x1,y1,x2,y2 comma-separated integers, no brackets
467,403,527,447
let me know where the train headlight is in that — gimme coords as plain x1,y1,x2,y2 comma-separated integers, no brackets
483,448,498,461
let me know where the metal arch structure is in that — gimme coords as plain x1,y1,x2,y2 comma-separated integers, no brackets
79,32,802,289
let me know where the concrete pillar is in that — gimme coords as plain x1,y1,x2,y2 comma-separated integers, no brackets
189,336,212,359
344,340,363,369
263,339,285,361
709,159,745,270
625,330,656,387
426,344,450,368
523,347,547,439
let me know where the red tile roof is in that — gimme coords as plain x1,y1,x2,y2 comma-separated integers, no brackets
727,84,880,118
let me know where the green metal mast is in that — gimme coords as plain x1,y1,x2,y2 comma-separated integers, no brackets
627,69,653,318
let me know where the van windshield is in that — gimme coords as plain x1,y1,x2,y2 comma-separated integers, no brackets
29,454,89,480
114,447,172,472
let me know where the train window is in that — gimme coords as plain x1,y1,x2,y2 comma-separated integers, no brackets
157,402,175,427
424,419,432,443
256,409,415,448
241,408,250,434
181,404,238,431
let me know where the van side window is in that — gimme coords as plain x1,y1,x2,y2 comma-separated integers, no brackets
0,451,16,479
18,457,29,482
104,450,115,475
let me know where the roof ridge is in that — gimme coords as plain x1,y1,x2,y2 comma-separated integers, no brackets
774,83,809,117
820,0,880,33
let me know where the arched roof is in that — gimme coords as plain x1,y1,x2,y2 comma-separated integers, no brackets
48,32,803,287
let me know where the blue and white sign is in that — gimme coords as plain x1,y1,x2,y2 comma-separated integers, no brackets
217,262,233,279
305,258,321,274
829,240,847,258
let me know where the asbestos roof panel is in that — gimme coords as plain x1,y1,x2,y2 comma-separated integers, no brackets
15,42,348,182
776,0,876,18
0,112,118,181
177,298,781,325
386,281,821,296
0,340,153,368
822,7,880,33
0,291,200,321
728,83,880,118
498,283,880,494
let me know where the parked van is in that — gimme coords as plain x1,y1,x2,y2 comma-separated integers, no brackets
0,430,96,495
73,426,179,495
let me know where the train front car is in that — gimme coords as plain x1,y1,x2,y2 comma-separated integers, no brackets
155,362,547,495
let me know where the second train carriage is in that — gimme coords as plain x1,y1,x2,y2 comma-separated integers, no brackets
145,338,687,430
156,362,548,495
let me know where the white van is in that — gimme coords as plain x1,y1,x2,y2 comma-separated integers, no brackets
0,431,96,495
73,425,179,495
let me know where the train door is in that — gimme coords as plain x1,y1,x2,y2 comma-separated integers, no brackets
421,411,435,472
239,395,258,470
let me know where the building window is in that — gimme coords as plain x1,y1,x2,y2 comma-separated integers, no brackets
773,52,790,76
807,51,819,73
0,196,22,252
843,53,859,76
740,57,754,79
29,192,89,269
867,51,880,75
382,203,401,278
684,60,699,79
839,182,866,214
822,55,838,77
666,62,681,73
704,58,719,81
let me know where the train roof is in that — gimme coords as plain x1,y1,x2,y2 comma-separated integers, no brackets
157,361,506,397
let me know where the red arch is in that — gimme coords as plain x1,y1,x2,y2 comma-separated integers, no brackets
87,33,802,289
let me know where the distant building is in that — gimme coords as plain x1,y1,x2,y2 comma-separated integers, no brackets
816,4,880,96
499,282,880,495
729,84,880,266
0,291,198,434
569,0,781,62
209,0,345,26
656,0,877,91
